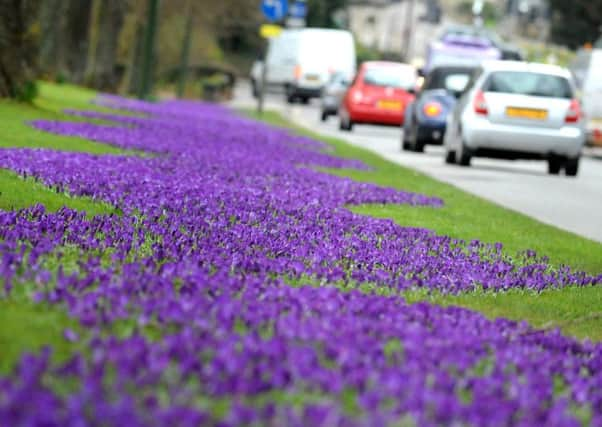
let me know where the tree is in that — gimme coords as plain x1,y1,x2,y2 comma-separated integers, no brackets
548,0,602,48
62,0,93,84
306,0,348,28
84,0,127,91
0,0,41,100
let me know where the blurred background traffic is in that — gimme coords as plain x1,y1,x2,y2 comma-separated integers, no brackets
0,0,601,157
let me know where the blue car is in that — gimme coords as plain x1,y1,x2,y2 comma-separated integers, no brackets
402,65,476,152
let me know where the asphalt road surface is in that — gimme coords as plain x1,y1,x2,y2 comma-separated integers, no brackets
231,83,602,244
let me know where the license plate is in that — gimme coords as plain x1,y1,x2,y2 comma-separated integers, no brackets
305,74,319,81
506,107,548,120
378,100,402,111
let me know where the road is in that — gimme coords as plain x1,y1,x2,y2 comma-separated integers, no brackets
230,83,602,244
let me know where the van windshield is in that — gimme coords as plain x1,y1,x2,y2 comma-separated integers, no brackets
363,67,416,89
298,31,354,71
484,71,572,99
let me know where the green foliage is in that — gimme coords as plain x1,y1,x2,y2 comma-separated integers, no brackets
548,0,602,48
13,80,39,103
306,0,348,28
356,42,383,64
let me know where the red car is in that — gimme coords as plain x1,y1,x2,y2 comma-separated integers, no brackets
339,61,418,131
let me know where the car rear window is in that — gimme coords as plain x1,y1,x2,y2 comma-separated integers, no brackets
425,69,474,92
363,67,416,89
483,71,572,98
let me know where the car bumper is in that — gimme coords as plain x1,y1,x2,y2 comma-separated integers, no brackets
417,122,446,145
463,117,585,157
290,85,323,98
349,104,405,125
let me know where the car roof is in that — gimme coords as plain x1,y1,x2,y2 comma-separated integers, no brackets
429,65,477,73
362,61,415,69
480,60,572,78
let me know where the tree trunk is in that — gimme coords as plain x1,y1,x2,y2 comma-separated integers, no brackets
85,0,126,91
63,0,93,84
0,0,41,100
38,0,66,77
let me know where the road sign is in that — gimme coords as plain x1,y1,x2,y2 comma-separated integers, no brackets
261,0,288,22
260,24,283,38
289,1,307,19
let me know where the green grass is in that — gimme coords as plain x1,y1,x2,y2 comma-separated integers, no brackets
0,82,128,373
244,110,602,274
243,109,602,342
0,169,116,216
0,298,80,374
406,287,602,341
0,81,130,155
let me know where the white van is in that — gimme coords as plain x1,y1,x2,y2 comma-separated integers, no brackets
570,48,602,144
253,28,356,103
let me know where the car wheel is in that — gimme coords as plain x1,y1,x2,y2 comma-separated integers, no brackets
251,80,259,98
300,97,310,105
444,149,456,164
548,157,562,175
321,110,328,122
408,125,424,153
401,128,412,151
456,139,472,167
339,118,353,131
339,109,353,131
565,157,579,177
285,86,296,104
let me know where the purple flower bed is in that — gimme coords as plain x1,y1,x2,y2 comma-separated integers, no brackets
0,97,601,426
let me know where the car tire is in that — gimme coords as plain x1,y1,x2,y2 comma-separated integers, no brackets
321,111,328,122
339,117,353,131
300,97,310,105
548,157,562,175
285,85,296,104
251,80,259,98
445,150,456,164
408,125,425,153
456,140,472,167
565,157,579,177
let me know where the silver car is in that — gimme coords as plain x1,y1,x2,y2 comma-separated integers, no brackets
320,72,351,121
443,61,586,176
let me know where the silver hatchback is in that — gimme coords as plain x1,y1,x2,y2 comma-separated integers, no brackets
443,61,586,176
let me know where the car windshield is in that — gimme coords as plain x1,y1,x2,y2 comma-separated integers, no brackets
424,69,474,92
363,67,415,89
484,71,572,98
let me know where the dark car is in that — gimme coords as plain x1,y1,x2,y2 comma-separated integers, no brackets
402,65,476,152
320,72,351,121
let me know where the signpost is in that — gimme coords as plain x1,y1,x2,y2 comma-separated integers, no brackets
258,0,308,114
261,0,288,22
289,1,307,19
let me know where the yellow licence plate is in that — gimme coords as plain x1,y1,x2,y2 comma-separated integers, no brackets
378,100,402,110
305,75,319,81
506,107,548,120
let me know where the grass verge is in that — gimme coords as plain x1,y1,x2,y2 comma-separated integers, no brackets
242,109,602,342
0,169,116,216
0,81,130,155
